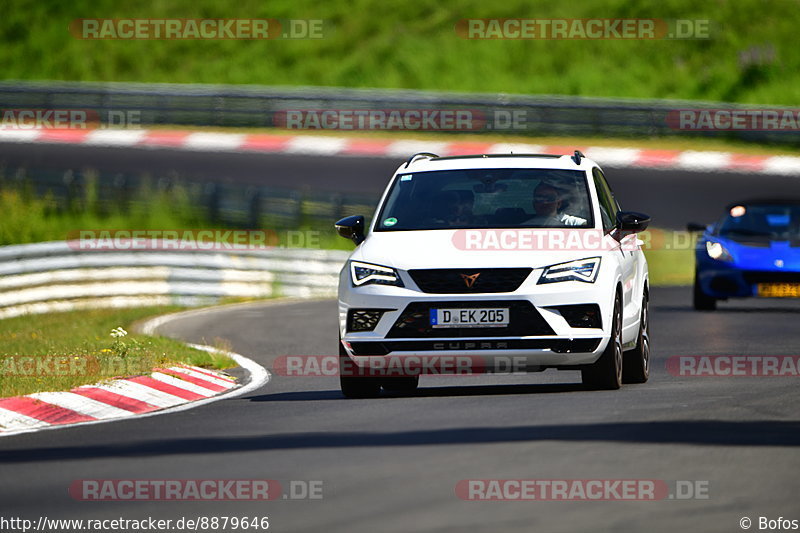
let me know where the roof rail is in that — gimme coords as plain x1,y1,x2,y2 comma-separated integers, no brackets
404,152,440,168
571,150,585,165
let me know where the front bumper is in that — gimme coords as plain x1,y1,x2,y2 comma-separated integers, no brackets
338,269,613,368
696,260,800,299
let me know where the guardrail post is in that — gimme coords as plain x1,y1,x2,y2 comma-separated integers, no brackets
113,174,129,214
63,170,85,213
205,182,221,223
290,191,303,227
248,187,263,228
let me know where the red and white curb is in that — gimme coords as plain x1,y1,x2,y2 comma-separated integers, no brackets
1,128,799,175
0,341,269,437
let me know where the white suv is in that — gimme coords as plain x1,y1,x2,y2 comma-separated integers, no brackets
335,151,651,398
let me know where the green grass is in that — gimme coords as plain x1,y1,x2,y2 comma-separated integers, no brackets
0,184,354,251
1,0,798,105
641,228,696,286
644,248,694,286
0,307,236,398
0,177,210,246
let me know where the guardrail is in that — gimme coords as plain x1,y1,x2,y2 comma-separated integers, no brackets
0,241,349,319
1,80,797,144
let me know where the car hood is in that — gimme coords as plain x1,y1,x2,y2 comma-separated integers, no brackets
352,229,618,270
721,237,800,270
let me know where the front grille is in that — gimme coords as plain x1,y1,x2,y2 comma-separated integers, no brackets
409,268,532,294
710,276,740,293
387,300,555,338
349,338,601,355
742,271,800,284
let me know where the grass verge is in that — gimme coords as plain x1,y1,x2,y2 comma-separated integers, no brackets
641,228,697,286
644,247,694,286
2,0,798,105
0,307,236,398
0,177,211,246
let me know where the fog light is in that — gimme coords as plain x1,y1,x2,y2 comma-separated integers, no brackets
549,304,602,329
347,309,388,332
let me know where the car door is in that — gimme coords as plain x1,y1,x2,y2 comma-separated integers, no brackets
592,168,639,340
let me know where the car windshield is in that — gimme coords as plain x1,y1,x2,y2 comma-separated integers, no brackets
717,203,800,242
374,168,594,231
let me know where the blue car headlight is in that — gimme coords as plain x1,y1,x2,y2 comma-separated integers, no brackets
350,261,404,287
538,257,601,284
705,241,733,262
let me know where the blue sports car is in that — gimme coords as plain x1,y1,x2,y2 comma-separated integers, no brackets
688,199,800,310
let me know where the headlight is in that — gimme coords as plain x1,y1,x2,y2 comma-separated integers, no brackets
538,257,601,284
350,261,404,287
706,241,733,262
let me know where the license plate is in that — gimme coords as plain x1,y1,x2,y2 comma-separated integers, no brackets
757,283,800,298
430,308,509,328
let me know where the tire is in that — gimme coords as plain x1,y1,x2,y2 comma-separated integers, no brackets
339,339,381,399
623,292,650,384
582,293,623,390
693,273,716,311
381,375,420,392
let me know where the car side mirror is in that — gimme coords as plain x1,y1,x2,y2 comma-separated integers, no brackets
616,211,650,233
686,222,707,232
335,215,366,245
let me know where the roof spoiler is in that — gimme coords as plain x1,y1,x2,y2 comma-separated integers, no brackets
404,152,440,168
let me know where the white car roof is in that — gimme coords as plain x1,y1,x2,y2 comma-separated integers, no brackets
396,153,600,174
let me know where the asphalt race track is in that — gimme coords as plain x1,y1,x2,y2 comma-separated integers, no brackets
2,142,800,228
0,145,799,532
1,288,799,532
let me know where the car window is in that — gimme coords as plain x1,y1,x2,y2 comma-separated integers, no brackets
717,204,800,242
592,168,620,232
374,168,594,230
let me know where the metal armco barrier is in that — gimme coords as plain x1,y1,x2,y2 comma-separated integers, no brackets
1,81,797,144
0,241,349,319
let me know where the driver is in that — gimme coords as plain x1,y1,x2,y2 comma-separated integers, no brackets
523,182,587,226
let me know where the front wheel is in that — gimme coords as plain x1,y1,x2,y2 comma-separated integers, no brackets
693,273,716,311
623,292,650,384
582,294,623,390
339,339,381,399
